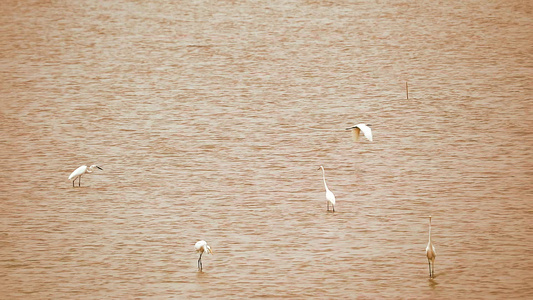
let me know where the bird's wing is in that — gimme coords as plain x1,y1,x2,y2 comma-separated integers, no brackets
426,242,436,259
68,165,87,180
326,190,336,204
195,240,206,251
351,128,360,142
358,124,373,141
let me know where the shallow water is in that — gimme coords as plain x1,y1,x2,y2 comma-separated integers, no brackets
1,0,532,298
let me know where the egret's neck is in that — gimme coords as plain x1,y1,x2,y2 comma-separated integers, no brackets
321,168,329,191
428,219,432,242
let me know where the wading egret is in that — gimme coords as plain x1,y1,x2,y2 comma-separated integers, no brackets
195,240,213,271
318,166,336,212
68,165,103,187
346,124,373,142
426,216,436,279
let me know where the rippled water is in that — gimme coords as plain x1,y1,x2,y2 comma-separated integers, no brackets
1,0,532,298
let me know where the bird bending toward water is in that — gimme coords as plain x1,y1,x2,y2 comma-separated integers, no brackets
195,240,213,271
318,166,336,212
68,165,103,187
426,216,436,279
346,123,373,142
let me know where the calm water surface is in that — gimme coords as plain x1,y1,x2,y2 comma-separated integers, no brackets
1,0,532,298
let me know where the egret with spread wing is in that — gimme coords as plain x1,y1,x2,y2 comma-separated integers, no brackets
346,123,373,142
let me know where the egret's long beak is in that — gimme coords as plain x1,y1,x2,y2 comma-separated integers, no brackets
96,166,103,170
209,248,213,254
317,167,321,170
345,127,354,130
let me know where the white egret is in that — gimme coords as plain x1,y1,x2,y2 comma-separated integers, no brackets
68,165,103,187
195,240,213,271
426,216,437,279
318,166,336,212
346,123,373,142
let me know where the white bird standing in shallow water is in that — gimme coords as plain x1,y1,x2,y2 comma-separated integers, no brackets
426,216,437,279
195,240,213,271
68,165,103,187
346,123,373,142
318,166,336,212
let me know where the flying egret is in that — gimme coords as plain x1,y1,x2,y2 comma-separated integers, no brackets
68,165,103,187
426,216,437,279
195,240,213,271
346,123,373,142
318,166,336,212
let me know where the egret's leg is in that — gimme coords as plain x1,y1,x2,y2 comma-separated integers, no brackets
428,261,432,278
327,202,329,211
79,176,81,187
73,179,75,187
431,261,435,278
198,253,203,270
332,204,335,212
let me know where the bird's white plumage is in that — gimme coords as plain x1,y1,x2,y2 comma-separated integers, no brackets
69,165,88,180
195,240,212,271
346,123,373,142
195,240,212,254
426,216,436,278
326,189,336,206
426,243,436,260
68,164,102,187
318,166,336,211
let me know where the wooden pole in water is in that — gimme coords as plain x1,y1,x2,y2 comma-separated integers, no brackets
406,81,409,99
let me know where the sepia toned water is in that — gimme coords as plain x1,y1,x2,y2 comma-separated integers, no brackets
1,0,532,298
